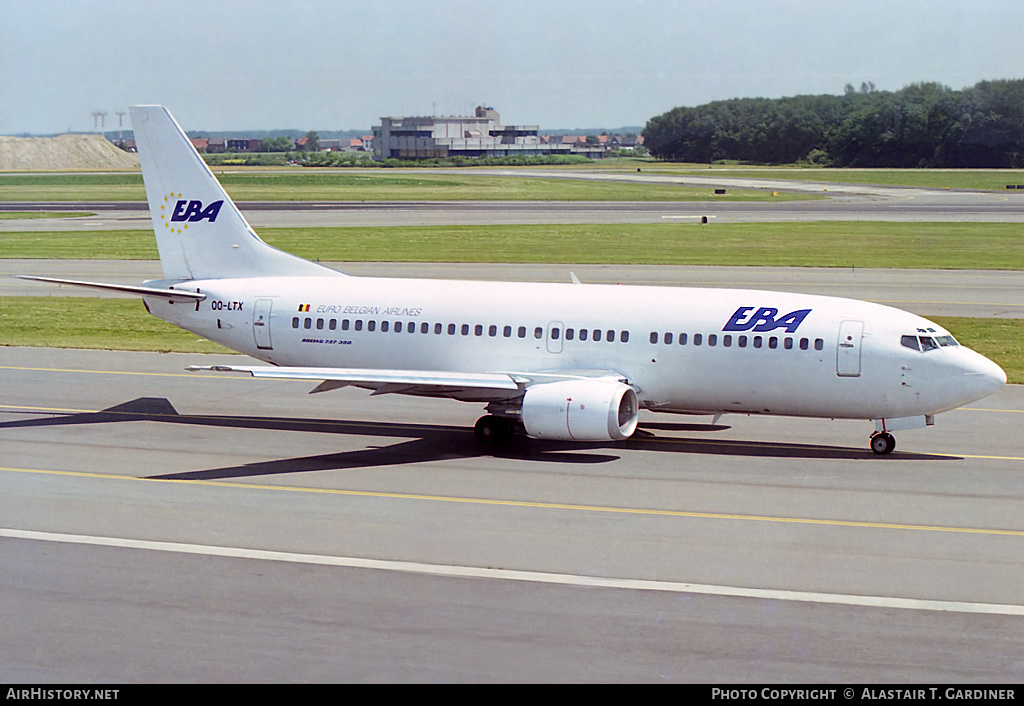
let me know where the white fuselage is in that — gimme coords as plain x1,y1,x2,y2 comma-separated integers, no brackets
144,274,1006,422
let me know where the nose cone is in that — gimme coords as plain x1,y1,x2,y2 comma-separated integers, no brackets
959,349,1007,403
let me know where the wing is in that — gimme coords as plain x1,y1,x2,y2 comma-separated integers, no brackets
185,364,633,403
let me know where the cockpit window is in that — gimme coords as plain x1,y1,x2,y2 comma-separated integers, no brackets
904,333,959,352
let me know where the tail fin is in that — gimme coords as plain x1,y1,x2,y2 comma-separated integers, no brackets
130,105,336,281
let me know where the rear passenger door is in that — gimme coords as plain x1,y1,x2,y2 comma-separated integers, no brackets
253,299,274,350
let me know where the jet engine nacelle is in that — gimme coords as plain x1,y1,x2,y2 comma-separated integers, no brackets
522,380,639,441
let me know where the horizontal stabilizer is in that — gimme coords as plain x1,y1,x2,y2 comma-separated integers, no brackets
16,275,206,301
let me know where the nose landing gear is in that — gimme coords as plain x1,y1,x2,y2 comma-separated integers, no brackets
870,431,896,455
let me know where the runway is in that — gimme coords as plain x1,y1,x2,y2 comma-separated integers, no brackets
2,346,1022,681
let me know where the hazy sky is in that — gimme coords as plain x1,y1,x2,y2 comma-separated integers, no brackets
3,0,1024,135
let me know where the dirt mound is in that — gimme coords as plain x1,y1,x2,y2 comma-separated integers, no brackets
0,133,140,170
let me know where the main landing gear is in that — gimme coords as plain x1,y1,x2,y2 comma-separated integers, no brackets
870,431,896,455
474,415,516,446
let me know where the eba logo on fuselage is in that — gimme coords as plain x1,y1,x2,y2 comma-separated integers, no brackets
723,306,812,333
171,199,223,223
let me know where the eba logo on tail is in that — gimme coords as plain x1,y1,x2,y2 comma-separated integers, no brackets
171,199,223,223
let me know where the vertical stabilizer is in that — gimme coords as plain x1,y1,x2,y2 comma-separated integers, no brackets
130,105,337,280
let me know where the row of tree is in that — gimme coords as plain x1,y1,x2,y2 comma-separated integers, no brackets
642,79,1024,167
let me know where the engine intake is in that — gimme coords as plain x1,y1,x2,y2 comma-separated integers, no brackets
522,380,638,441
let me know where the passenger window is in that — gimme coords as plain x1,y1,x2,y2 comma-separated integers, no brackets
620,331,629,343
304,318,312,329
565,328,574,341
292,317,299,329
694,333,703,346
708,334,717,347
434,323,442,334
534,327,543,339
753,336,762,348
551,327,560,340
593,329,602,342
679,333,687,345
504,326,512,338
901,335,920,351
489,325,497,337
448,323,456,335
814,338,824,351
420,322,429,334
368,320,376,332
462,324,470,336
799,338,808,350
355,320,363,331
723,335,732,347
518,326,526,339
784,337,793,350
664,332,673,345
607,330,615,342
475,325,483,336
580,329,588,341
768,336,777,349
381,321,389,332
738,335,747,348
329,319,337,331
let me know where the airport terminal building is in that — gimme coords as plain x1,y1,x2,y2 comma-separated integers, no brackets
372,106,571,160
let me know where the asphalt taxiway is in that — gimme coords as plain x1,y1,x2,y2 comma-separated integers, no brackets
2,346,1022,681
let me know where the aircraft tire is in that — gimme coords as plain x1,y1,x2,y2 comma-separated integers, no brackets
870,432,896,455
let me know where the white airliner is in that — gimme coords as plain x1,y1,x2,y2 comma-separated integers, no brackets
20,105,1006,455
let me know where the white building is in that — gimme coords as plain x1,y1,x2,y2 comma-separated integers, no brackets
373,106,570,160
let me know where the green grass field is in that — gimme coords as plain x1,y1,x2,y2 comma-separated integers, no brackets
0,211,95,220
1,297,1019,383
0,297,229,353
3,221,1022,269
636,165,1024,191
0,171,813,202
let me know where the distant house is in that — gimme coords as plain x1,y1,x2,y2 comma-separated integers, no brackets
190,137,209,152
226,138,261,152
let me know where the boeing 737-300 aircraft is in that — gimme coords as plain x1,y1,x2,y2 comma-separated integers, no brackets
19,106,1007,454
